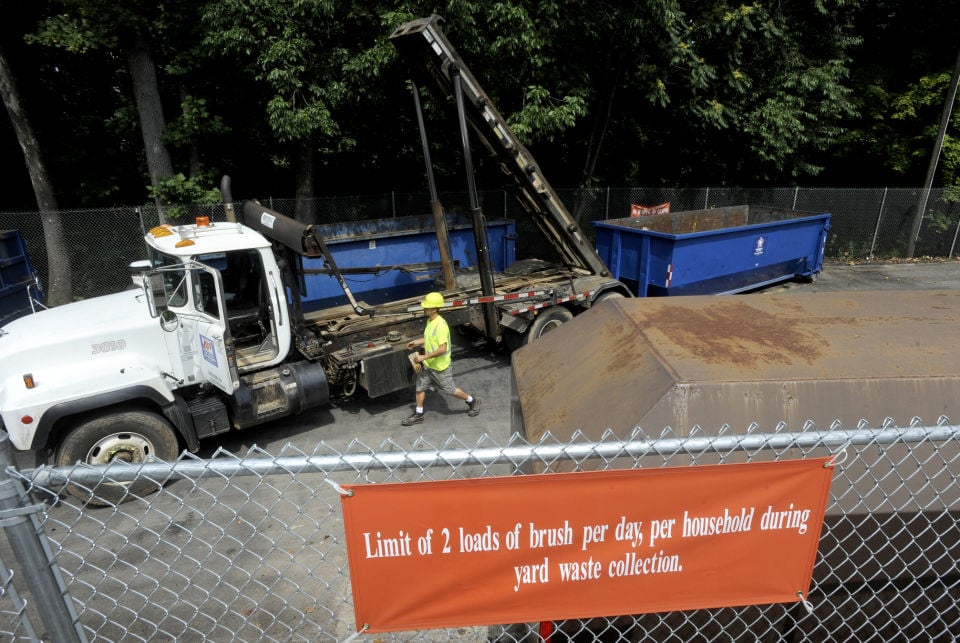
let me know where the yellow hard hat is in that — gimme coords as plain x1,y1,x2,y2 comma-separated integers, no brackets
421,292,445,309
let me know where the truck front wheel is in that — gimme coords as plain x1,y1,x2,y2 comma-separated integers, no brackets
56,410,180,506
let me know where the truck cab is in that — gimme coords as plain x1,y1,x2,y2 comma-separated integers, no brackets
0,215,331,505
142,218,290,380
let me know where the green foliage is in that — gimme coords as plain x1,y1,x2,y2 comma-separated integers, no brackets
164,96,228,148
147,173,221,220
509,86,588,142
202,0,344,146
5,0,958,208
26,13,116,52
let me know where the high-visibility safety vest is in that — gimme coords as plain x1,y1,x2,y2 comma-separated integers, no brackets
423,315,452,371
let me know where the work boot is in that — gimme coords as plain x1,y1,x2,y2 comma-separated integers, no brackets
467,397,481,417
402,412,424,426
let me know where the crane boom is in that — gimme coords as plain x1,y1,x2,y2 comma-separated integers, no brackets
390,14,611,278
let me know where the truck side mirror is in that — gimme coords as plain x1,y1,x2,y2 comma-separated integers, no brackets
128,259,152,288
144,272,169,318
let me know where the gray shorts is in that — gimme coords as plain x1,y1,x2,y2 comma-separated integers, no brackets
416,365,457,395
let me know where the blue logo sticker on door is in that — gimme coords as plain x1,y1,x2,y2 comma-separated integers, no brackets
200,334,218,366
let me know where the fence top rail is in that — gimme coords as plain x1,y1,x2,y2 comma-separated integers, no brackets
17,421,959,488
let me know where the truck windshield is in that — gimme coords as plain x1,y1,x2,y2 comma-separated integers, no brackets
147,249,188,307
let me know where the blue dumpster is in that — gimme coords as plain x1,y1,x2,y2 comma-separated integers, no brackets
593,205,831,296
0,229,43,325
301,213,516,310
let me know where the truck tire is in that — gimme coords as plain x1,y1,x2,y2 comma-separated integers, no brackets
55,410,180,506
507,305,574,351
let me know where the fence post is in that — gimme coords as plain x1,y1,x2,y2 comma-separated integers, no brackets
869,187,888,259
949,205,960,258
0,433,85,642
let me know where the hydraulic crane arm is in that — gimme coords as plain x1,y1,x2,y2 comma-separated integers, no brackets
390,15,611,278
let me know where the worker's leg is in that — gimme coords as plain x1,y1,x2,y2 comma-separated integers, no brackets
402,371,430,425
436,368,480,417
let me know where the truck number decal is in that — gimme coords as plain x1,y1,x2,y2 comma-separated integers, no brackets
91,339,127,354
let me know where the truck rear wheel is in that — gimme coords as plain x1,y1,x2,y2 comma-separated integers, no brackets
506,305,574,351
528,305,573,340
56,410,180,506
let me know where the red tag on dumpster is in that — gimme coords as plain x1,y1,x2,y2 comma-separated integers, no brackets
630,202,670,216
339,458,834,633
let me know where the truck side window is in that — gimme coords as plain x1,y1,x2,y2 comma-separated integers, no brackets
148,250,188,307
165,272,187,307
195,271,221,320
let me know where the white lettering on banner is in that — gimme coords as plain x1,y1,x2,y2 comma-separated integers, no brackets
613,516,643,548
363,530,413,559
459,525,500,552
760,504,811,535
513,557,549,591
681,507,755,538
528,520,573,549
557,556,602,582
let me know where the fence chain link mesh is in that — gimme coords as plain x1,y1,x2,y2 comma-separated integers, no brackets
0,420,957,641
1,187,958,303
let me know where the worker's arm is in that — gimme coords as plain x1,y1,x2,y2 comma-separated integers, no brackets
406,337,425,349
413,341,448,363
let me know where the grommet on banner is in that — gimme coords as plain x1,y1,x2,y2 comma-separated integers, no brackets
824,447,848,468
323,477,353,497
796,591,815,615
343,623,369,641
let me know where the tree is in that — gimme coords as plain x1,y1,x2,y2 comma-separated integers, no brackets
204,1,337,222
30,0,223,218
0,41,73,305
402,1,858,190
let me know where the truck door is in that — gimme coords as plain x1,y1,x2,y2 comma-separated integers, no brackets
192,264,241,394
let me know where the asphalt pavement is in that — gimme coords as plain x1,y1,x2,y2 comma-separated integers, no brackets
12,258,958,641
206,258,960,458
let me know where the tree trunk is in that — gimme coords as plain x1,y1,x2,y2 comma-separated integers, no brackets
572,51,620,227
0,43,73,306
294,141,316,224
906,45,960,258
180,86,202,178
127,32,174,223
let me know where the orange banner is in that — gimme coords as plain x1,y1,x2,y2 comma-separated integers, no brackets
340,458,834,633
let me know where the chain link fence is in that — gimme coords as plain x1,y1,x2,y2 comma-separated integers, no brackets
0,420,957,641
0,187,958,303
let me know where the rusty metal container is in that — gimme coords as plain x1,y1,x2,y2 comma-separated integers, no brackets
512,289,960,441
510,289,960,637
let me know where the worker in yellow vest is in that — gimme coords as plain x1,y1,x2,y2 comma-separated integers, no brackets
402,292,481,426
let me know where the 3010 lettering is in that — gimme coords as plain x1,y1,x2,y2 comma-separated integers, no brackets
91,340,127,354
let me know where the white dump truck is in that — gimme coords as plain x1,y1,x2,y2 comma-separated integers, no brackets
0,16,634,503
